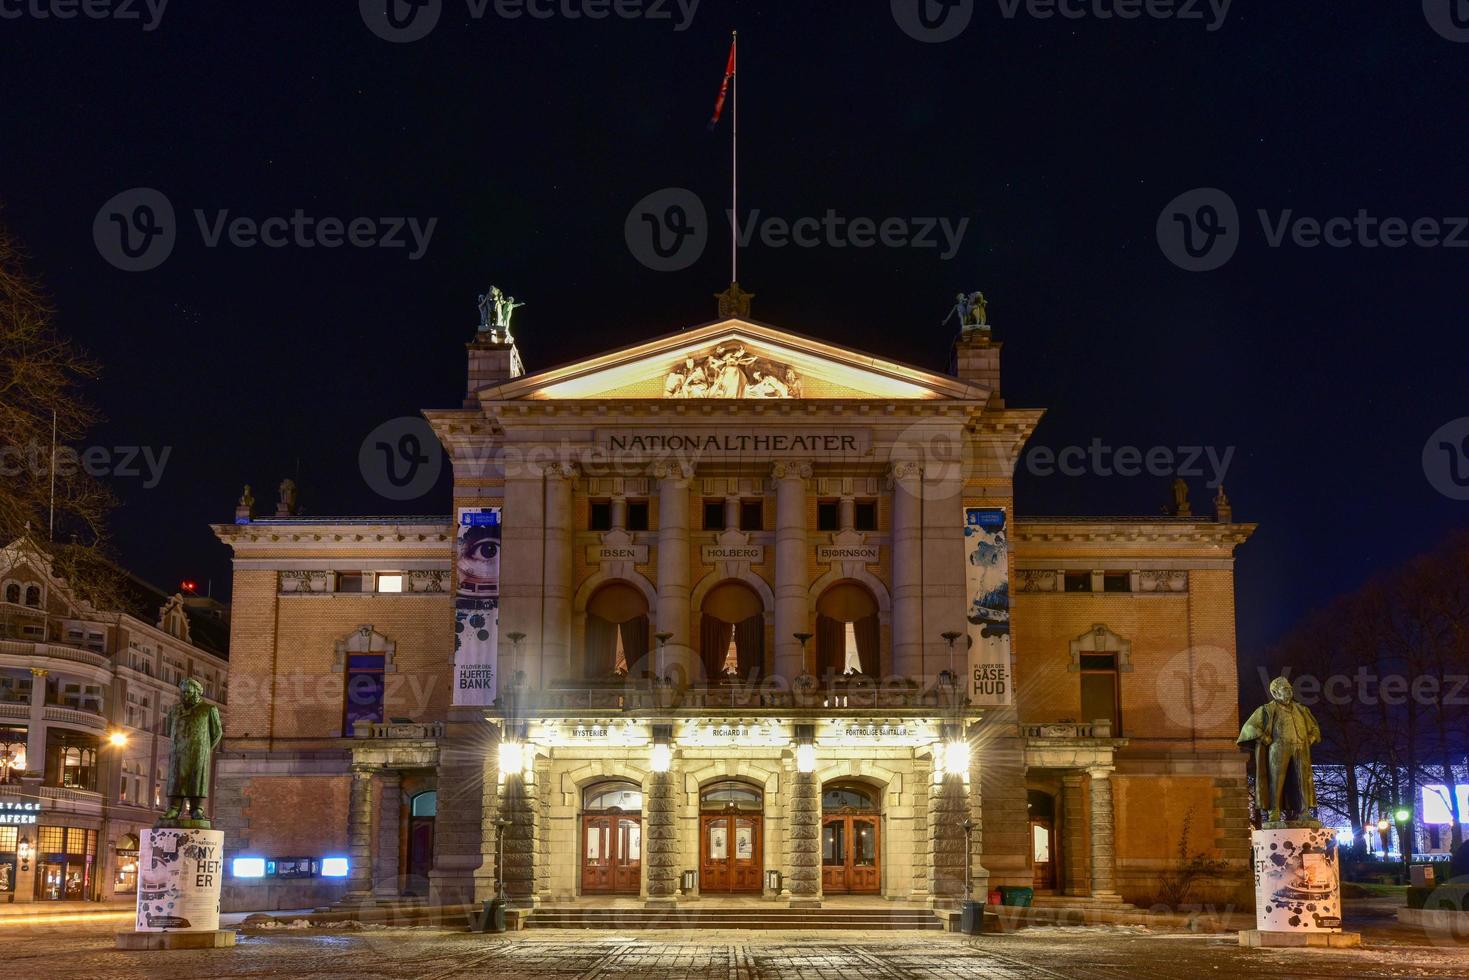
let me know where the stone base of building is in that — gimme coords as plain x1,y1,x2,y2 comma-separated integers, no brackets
786,897,822,909
1237,929,1361,948
116,930,238,950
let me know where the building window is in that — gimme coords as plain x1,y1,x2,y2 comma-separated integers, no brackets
1079,653,1121,733
114,834,139,894
376,574,404,594
739,499,763,531
854,500,878,532
626,499,650,532
336,573,365,594
1064,572,1092,593
0,826,16,895
584,583,650,679
589,500,613,532
342,654,386,735
703,500,726,531
0,727,26,783
698,581,764,682
817,500,840,532
23,586,41,608
1102,573,1130,594
3,584,18,604
36,826,96,901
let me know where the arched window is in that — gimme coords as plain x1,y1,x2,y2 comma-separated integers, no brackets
411,790,438,818
700,779,763,812
815,582,879,677
23,586,41,608
822,782,879,812
698,582,764,682
583,780,643,812
584,583,650,679
3,584,19,605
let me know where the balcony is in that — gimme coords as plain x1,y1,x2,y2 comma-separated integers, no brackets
0,639,112,671
522,676,965,714
43,705,107,732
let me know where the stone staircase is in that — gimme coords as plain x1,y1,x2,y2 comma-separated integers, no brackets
527,905,946,931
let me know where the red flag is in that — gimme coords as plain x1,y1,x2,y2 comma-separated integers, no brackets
707,38,736,131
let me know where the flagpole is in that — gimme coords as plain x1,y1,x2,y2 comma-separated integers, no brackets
731,29,738,286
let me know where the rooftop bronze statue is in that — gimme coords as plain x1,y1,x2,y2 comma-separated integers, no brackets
161,678,223,828
1238,676,1321,827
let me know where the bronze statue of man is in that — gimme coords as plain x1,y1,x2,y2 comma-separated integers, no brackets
162,678,223,825
1237,676,1321,825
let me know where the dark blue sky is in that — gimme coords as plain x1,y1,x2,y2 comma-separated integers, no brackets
2,1,1466,670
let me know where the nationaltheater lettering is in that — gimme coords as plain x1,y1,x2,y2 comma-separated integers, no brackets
604,432,866,454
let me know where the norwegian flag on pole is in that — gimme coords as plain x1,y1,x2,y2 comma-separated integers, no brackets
707,37,736,130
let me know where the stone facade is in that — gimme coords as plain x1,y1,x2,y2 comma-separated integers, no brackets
210,314,1255,912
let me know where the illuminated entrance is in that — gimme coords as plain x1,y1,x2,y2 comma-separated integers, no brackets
821,782,880,894
581,781,642,894
699,780,763,893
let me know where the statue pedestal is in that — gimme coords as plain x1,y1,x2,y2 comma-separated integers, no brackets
1239,827,1359,948
116,827,235,950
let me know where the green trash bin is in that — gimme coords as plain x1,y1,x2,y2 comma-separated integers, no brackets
999,886,1034,908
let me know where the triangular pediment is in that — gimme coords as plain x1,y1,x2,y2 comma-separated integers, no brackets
478,319,988,402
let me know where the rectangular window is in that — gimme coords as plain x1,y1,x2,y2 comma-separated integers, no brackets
854,500,878,532
1064,572,1092,593
336,573,365,594
740,499,763,531
1103,573,1130,594
1080,653,1120,733
817,500,840,532
626,500,650,532
376,574,404,594
589,499,613,532
703,500,726,531
343,654,386,736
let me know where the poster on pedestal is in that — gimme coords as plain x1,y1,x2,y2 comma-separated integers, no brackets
454,506,501,706
1251,826,1342,932
135,828,224,932
963,508,1012,705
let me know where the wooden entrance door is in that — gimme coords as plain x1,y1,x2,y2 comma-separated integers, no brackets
582,814,642,894
1030,818,1056,890
821,815,880,894
699,814,762,892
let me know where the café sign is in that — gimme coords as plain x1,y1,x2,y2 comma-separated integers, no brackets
0,801,40,825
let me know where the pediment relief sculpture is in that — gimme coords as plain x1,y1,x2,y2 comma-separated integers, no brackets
662,342,803,399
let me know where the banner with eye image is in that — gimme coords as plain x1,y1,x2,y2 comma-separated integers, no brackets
454,507,501,706
963,508,1012,706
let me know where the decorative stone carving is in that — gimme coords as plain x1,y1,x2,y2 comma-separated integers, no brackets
407,570,449,594
1138,570,1188,593
1017,569,1058,593
944,291,989,333
770,460,813,482
715,281,754,318
662,342,802,399
650,460,695,485
279,570,330,594
886,460,922,485
276,478,298,517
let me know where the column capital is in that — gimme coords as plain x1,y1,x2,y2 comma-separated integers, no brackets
650,461,694,485
29,667,47,678
1086,766,1115,780
771,460,812,482
543,461,580,483
887,461,923,486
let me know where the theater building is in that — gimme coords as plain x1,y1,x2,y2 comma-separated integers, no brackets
212,292,1255,913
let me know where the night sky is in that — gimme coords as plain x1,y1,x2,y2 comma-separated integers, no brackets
3,2,1466,674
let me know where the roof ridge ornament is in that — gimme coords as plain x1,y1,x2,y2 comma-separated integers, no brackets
715,281,754,319
476,285,524,344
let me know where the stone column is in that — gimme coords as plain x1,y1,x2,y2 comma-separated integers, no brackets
374,770,402,897
542,463,578,685
499,753,540,905
787,768,821,907
26,668,47,775
929,770,969,905
345,765,376,901
501,470,546,687
1061,772,1088,896
610,494,628,531
888,463,923,682
1087,767,1119,900
838,496,855,531
772,461,812,683
654,463,694,683
429,709,496,905
645,768,679,907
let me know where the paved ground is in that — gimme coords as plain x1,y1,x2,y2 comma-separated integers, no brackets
1,919,1467,980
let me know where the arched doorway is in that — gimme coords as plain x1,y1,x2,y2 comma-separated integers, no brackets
114,833,140,895
1028,789,1057,891
814,582,880,677
407,791,437,890
582,780,643,894
821,781,881,894
585,583,650,678
698,582,764,683
699,779,763,892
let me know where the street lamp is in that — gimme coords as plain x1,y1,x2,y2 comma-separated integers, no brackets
650,724,673,774
17,835,30,871
108,731,128,748
794,723,816,774
1395,806,1413,881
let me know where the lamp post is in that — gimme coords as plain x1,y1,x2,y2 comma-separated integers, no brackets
17,835,30,872
655,632,673,690
1395,806,1413,882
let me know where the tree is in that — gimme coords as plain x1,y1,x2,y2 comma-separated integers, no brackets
0,213,120,615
